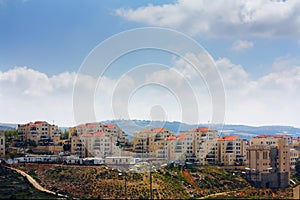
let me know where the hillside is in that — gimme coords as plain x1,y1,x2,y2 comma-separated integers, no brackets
0,165,58,199
10,163,293,199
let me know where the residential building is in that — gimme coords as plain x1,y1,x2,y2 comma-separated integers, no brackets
69,122,127,147
81,132,121,158
290,148,299,170
250,134,292,146
71,135,85,158
105,156,137,165
165,133,193,162
217,136,248,166
246,138,290,188
192,128,218,164
17,121,60,145
133,128,173,158
70,123,126,158
163,128,219,165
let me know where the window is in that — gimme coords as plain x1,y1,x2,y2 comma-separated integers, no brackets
263,152,268,159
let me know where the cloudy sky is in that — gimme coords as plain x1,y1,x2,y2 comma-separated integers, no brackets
1,0,300,127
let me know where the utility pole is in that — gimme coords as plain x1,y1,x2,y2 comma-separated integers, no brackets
150,169,153,200
124,172,127,200
257,171,260,197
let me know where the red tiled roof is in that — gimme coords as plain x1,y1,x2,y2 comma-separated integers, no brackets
86,123,98,127
77,124,86,128
82,132,106,137
194,127,209,132
274,134,290,138
34,121,45,125
81,133,93,137
165,136,177,141
144,128,167,133
255,134,273,138
177,134,188,140
217,136,238,141
93,132,106,137
104,124,116,129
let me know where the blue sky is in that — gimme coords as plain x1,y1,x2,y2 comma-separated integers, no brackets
1,0,300,127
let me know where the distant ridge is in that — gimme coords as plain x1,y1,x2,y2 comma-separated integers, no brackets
102,119,300,140
2,121,300,140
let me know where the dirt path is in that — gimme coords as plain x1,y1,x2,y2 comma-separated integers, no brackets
199,190,236,199
4,165,68,198
183,170,202,194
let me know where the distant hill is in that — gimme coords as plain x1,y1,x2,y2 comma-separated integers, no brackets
0,123,16,131
102,120,300,141
2,120,300,140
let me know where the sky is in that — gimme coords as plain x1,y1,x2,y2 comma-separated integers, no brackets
1,0,300,127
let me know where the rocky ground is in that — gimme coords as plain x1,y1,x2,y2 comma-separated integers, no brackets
10,163,294,199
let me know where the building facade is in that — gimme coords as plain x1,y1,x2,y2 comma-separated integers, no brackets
217,136,248,166
246,138,290,188
133,128,173,158
17,121,60,145
70,123,126,158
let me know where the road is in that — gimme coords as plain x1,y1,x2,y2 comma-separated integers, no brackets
199,190,236,199
4,165,68,198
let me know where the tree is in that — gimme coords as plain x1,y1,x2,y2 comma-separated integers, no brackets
63,143,71,152
61,129,69,139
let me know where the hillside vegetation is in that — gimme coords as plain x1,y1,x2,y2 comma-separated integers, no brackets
0,165,58,199
12,163,253,199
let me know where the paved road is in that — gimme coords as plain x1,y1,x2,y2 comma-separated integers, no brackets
5,165,68,198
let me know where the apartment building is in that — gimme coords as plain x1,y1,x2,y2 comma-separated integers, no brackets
162,128,219,165
0,131,5,159
17,121,60,145
250,134,292,146
69,122,104,137
71,135,85,158
290,148,299,169
217,136,248,166
247,138,290,188
165,133,194,162
133,128,173,158
81,132,121,158
190,128,218,165
69,123,127,146
70,123,126,158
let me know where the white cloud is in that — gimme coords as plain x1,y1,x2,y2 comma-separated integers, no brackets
0,67,95,126
116,0,300,38
231,40,254,51
1,59,300,127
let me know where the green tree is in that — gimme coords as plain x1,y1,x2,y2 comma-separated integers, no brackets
63,143,71,152
61,129,69,139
